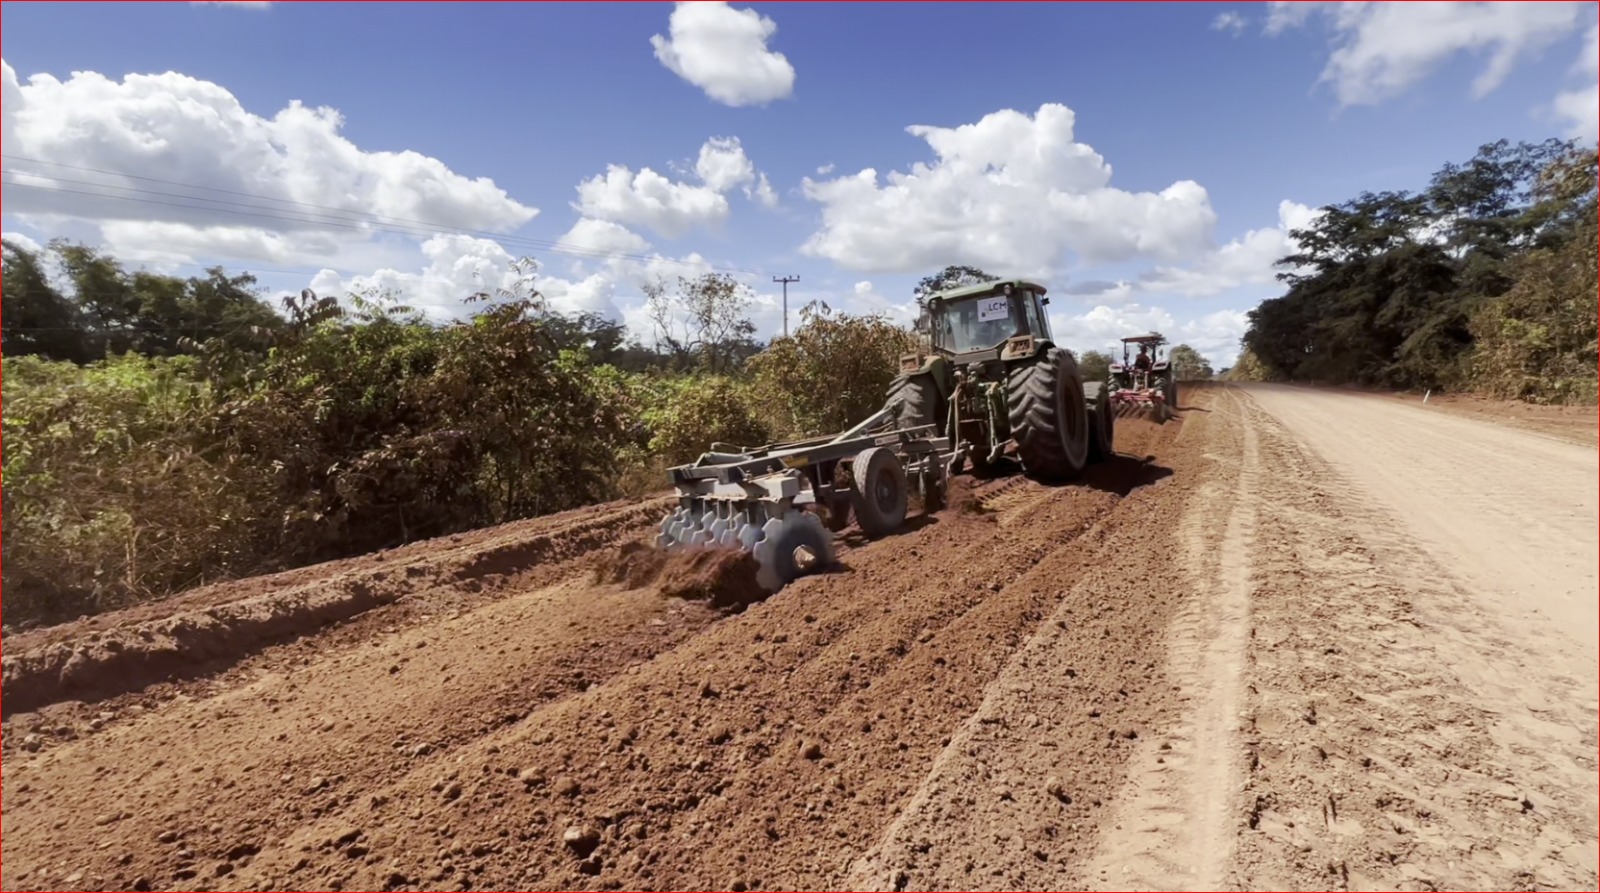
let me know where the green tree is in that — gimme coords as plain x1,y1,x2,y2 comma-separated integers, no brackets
642,272,761,374
2,238,92,362
1467,172,1599,403
1224,347,1272,382
1076,349,1113,383
747,301,917,437
1167,344,1214,381
913,265,997,307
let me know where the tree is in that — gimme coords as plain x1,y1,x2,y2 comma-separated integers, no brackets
746,301,917,437
1467,173,1599,403
1076,349,1113,383
913,265,998,307
1246,138,1598,397
1277,190,1435,284
643,272,761,374
1224,348,1271,382
2,238,93,362
1167,344,1214,381
1425,137,1580,259
2,239,286,361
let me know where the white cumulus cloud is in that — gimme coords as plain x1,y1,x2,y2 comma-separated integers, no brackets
556,217,654,259
1138,200,1324,296
696,136,779,208
0,58,536,267
1265,1,1586,106
1055,303,1249,368
572,136,777,239
650,1,795,107
1552,23,1599,140
572,165,730,241
306,234,631,324
799,103,1218,275
1,231,43,254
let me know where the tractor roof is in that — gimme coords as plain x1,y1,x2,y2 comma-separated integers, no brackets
1120,332,1166,344
926,278,1048,303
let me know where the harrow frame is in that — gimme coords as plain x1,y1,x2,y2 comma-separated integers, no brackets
658,407,955,591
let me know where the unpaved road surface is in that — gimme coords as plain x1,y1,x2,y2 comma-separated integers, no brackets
4,383,1595,892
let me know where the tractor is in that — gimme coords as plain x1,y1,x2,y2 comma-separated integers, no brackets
1107,332,1177,421
885,278,1114,486
654,278,1116,593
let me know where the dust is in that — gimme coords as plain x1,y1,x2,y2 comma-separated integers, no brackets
589,541,669,589
939,475,993,517
1113,415,1171,459
592,541,768,611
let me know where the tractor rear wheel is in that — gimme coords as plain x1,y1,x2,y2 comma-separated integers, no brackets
1006,347,1090,482
1166,377,1179,411
851,447,908,538
1084,381,1114,462
885,372,939,432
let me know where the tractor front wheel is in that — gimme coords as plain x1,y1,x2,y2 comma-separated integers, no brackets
1006,347,1091,482
885,372,940,432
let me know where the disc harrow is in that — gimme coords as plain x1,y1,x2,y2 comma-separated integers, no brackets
656,407,946,593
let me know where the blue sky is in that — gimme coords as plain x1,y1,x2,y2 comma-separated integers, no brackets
3,1,1596,365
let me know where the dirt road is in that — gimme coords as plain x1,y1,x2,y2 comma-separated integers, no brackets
4,383,1594,891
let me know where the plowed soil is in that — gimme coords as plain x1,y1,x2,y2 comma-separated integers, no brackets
4,384,1595,892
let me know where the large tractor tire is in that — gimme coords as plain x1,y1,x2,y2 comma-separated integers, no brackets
1006,347,1091,482
885,372,940,432
1166,377,1179,411
1084,381,1114,462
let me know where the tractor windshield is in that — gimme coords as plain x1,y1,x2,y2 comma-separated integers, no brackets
932,293,1032,353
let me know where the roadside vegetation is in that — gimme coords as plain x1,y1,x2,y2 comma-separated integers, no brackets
8,135,1585,626
1230,138,1597,404
0,248,920,626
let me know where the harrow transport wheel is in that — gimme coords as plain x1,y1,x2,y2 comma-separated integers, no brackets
1006,347,1090,482
885,372,940,431
1084,381,1114,462
850,447,908,538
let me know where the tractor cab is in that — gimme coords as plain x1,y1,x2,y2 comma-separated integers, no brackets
1109,332,1169,387
914,279,1053,364
1107,331,1177,419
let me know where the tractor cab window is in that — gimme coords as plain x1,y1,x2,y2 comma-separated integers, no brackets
1022,291,1051,340
934,293,1024,353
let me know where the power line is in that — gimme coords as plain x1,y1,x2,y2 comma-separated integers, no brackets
0,155,769,279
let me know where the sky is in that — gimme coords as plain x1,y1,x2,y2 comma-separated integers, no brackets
2,0,1596,367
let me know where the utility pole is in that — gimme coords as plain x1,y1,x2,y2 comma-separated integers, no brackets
773,275,799,338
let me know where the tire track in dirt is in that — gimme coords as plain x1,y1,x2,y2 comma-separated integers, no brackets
837,430,1195,891
1226,386,1597,890
1082,386,1254,890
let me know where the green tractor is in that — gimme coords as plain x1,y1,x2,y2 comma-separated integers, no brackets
884,278,1114,486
